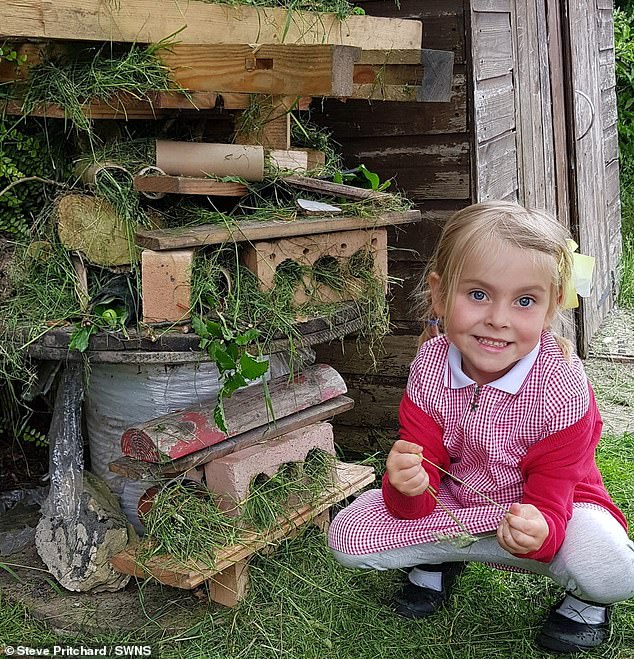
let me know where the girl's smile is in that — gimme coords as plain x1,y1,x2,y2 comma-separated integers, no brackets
430,241,556,385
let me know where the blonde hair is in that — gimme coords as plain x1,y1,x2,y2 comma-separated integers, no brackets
415,201,575,358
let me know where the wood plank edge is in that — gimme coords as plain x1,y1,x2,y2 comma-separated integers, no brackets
110,461,374,588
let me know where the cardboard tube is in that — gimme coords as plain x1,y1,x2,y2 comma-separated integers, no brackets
156,140,264,181
136,166,167,200
76,160,133,187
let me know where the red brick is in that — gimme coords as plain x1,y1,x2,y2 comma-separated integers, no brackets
141,248,194,323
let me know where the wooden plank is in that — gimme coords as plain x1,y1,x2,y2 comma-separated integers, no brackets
283,175,393,202
474,74,515,143
477,132,518,201
109,461,376,589
121,363,347,461
598,8,615,51
0,1,422,49
134,175,248,197
566,0,613,354
546,0,572,229
471,0,511,10
314,334,419,378
512,0,556,212
472,12,513,80
317,71,466,137
135,209,420,251
419,48,455,102
601,87,618,129
109,395,355,479
599,50,617,91
334,136,470,200
161,44,360,97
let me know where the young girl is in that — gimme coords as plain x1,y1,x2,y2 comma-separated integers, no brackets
328,201,634,654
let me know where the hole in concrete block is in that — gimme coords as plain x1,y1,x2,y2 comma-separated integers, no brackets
313,256,343,290
348,250,375,277
275,259,304,286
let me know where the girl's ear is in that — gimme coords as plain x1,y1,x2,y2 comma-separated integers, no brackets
428,272,446,317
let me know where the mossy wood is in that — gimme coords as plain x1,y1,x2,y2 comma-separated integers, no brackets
56,194,135,267
161,44,361,98
120,363,347,462
109,461,375,590
133,175,248,197
0,0,422,49
135,210,420,251
108,394,355,479
20,304,364,363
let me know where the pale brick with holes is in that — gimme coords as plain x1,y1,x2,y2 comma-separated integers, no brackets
241,227,388,305
203,422,336,514
141,248,194,323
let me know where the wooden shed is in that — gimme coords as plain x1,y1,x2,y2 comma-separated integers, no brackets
314,0,621,451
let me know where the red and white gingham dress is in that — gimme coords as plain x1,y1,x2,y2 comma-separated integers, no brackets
329,332,592,556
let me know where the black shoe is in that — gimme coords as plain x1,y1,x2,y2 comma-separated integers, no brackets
393,562,465,619
536,598,611,654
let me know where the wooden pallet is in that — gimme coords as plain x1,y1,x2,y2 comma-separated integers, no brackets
136,209,420,251
110,461,375,603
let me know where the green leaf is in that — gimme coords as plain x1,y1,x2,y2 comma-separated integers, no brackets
213,402,227,433
222,371,248,397
209,341,236,372
239,353,269,380
191,315,208,338
206,320,225,338
69,324,97,353
235,328,260,345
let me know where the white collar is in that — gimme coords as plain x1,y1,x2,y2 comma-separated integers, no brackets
445,339,541,394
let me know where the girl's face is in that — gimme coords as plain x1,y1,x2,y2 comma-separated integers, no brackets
429,243,556,386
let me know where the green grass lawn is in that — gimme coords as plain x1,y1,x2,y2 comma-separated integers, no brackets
0,430,633,659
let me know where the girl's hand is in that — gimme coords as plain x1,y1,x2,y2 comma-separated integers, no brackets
496,503,549,554
386,440,430,496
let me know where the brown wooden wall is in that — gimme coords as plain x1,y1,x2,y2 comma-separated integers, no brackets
312,0,471,452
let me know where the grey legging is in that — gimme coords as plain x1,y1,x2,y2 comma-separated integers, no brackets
331,506,634,604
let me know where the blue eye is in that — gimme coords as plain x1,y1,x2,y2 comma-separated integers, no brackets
469,290,487,301
517,296,534,307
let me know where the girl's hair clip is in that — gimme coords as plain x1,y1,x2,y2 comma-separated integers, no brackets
427,318,439,325
562,239,595,310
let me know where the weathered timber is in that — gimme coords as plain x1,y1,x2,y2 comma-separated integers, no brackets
109,461,375,589
0,92,219,120
21,304,365,363
121,364,347,462
135,210,421,251
0,1,422,49
133,176,248,197
283,175,393,202
161,44,361,97
108,395,355,479
233,95,292,150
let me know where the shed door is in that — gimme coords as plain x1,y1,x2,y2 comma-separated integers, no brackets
562,0,621,355
470,0,621,356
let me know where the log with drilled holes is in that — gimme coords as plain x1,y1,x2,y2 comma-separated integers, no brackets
120,364,347,462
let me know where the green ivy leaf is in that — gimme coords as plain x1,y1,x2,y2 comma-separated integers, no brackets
191,315,208,338
209,341,236,372
235,328,260,345
214,402,227,433
69,324,98,353
240,353,269,380
223,371,248,397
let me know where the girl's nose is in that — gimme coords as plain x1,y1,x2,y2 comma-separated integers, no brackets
486,303,510,328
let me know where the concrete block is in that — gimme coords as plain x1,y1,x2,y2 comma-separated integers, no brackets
241,227,388,305
141,248,194,323
204,422,335,513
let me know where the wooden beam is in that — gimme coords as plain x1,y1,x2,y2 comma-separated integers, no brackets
283,175,393,202
109,461,375,589
108,395,355,479
161,44,360,97
0,1,422,50
135,209,421,250
134,175,248,197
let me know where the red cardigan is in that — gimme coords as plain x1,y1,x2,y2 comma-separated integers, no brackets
382,389,627,562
